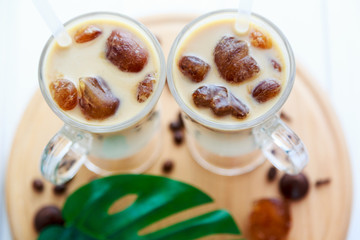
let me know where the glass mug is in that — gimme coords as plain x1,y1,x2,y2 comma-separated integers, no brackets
167,10,308,176
38,12,166,184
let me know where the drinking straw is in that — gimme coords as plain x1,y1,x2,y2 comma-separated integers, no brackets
32,0,72,47
235,0,254,34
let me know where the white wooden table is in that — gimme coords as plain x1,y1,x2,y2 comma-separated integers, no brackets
0,0,359,239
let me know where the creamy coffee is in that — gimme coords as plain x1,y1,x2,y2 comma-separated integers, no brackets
44,16,160,126
172,17,287,124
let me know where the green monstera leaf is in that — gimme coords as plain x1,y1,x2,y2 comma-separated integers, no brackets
39,174,242,240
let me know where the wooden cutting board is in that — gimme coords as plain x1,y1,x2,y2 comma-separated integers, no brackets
6,15,352,240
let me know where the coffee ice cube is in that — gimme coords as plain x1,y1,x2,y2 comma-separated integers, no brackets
49,79,78,111
106,30,148,73
137,73,156,103
271,59,282,72
179,56,210,82
214,36,260,83
249,198,291,240
250,29,273,49
210,86,233,116
192,85,249,119
78,77,120,120
252,79,281,103
229,92,250,119
74,25,102,43
192,85,217,107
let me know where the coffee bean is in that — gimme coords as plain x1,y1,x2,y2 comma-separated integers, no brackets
32,179,44,193
169,121,182,131
267,167,277,182
280,111,291,122
174,130,184,145
34,206,64,232
53,184,66,195
279,173,309,201
315,178,331,188
178,112,184,128
162,160,174,173
169,112,185,132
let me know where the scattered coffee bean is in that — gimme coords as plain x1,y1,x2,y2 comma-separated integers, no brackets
32,179,44,193
279,173,309,201
162,160,174,173
174,130,184,145
34,206,64,232
315,178,331,188
169,112,185,132
169,121,182,131
169,112,185,146
267,167,277,182
280,111,291,122
53,184,66,195
178,112,184,128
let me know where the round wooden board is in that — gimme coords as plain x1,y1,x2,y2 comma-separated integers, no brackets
6,15,352,240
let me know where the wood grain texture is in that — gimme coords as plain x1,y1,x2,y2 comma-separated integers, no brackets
6,15,352,240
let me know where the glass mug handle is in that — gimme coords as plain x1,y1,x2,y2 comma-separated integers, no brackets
40,125,92,184
253,115,308,174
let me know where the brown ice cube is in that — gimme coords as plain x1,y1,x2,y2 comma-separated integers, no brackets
250,29,273,49
192,85,216,107
210,87,233,116
252,79,281,103
249,198,291,240
106,30,148,73
49,79,78,111
192,85,249,119
74,25,102,43
78,77,120,120
137,73,156,103
214,36,260,83
178,56,210,82
229,92,249,119
271,59,282,72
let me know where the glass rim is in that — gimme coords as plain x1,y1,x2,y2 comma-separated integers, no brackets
167,9,295,131
38,11,166,133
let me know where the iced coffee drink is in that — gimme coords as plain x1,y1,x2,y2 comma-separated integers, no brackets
172,15,286,124
167,10,308,176
39,13,166,183
44,15,160,125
